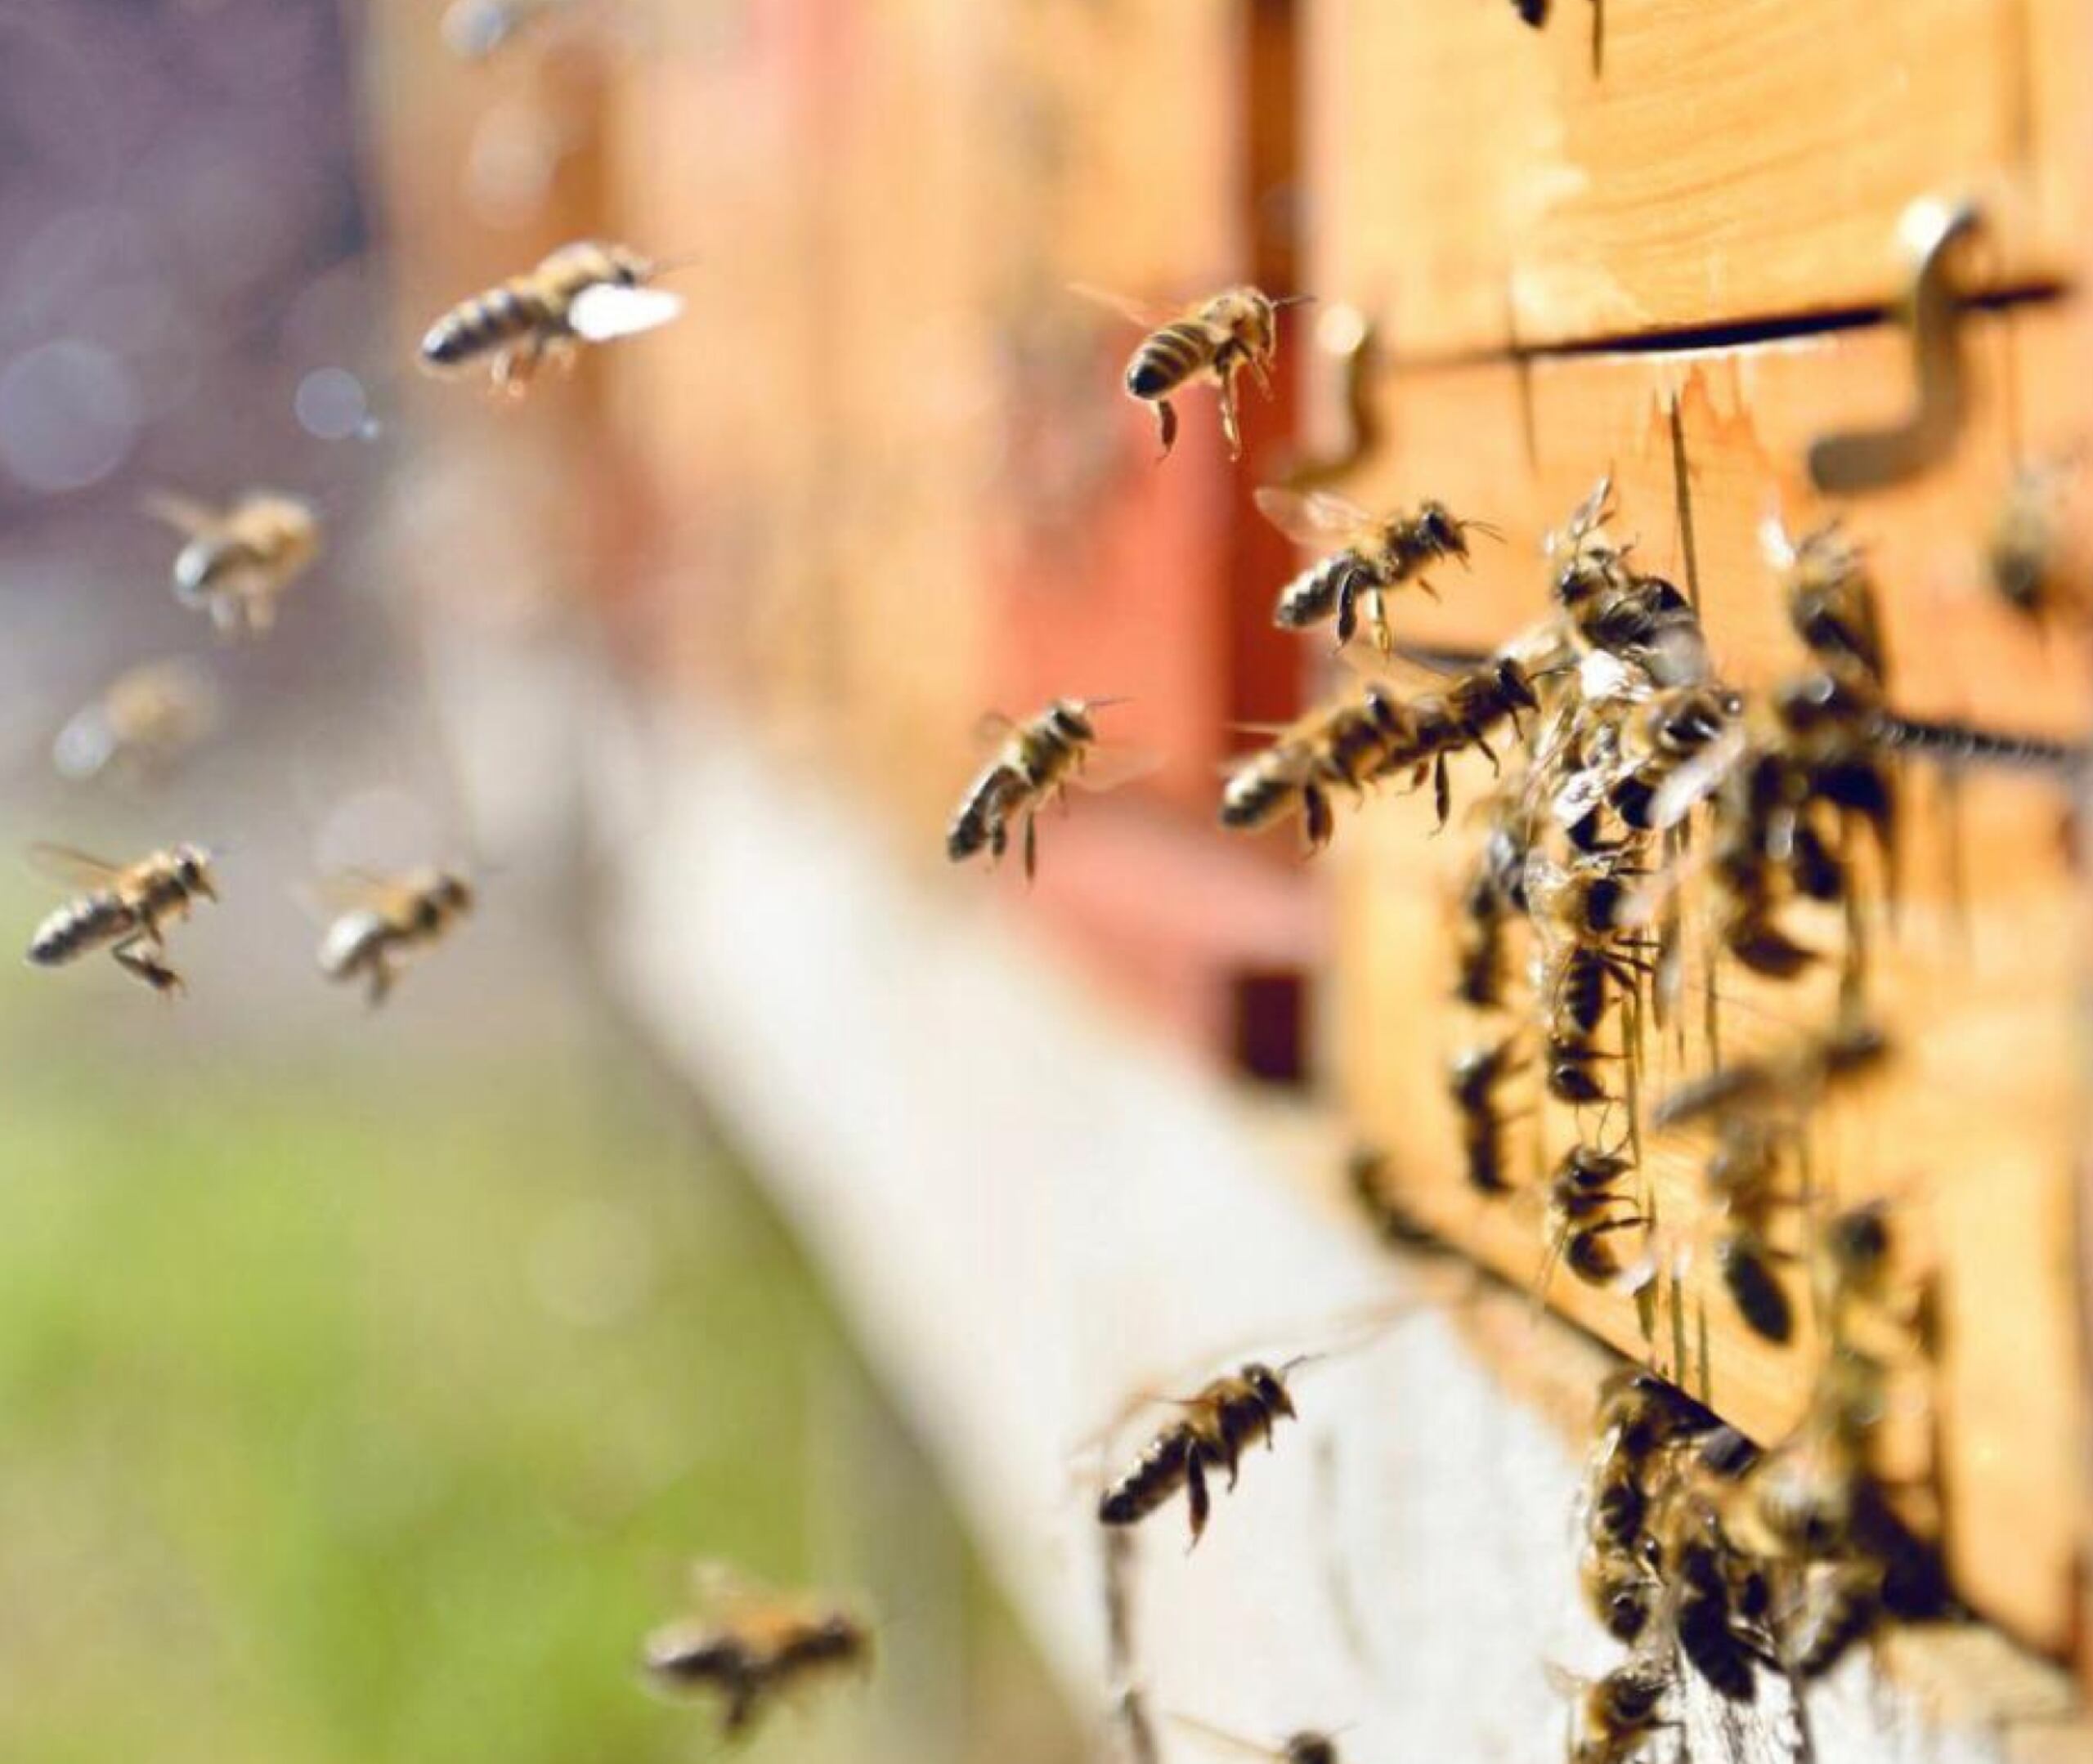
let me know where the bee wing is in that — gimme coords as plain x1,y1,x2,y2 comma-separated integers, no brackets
1068,283,1178,329
25,842,125,889
567,283,685,343
298,870,412,924
1645,722,1746,831
1071,742,1164,794
970,710,1020,752
1541,1661,1588,1700
140,490,222,537
1166,1713,1275,1761
1548,766,1611,830
1253,486,1374,548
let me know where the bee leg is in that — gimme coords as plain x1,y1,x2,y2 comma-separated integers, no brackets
113,933,182,996
1416,575,1441,602
1302,785,1334,853
720,1673,759,1736
1023,811,1038,883
1246,350,1274,398
1334,575,1358,648
1152,398,1178,460
365,958,393,1009
1183,1452,1212,1548
1432,754,1452,831
1216,371,1244,460
1473,731,1502,776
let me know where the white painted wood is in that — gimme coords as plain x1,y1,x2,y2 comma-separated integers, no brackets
591,709,2041,1764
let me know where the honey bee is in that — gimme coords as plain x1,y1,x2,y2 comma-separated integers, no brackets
1450,1039,1521,1196
311,868,475,1006
1169,1713,1342,1764
1549,479,1709,687
1219,683,1411,853
1988,457,2084,620
1764,518,1886,687
1579,1538,1658,1644
142,490,320,637
1379,655,1540,827
1077,284,1301,459
1546,1656,1674,1764
25,842,218,995
1653,1497,1764,1702
1736,1347,1884,1560
643,1565,872,1735
52,658,222,786
948,697,1147,880
1255,488,1500,649
1652,1021,1889,1134
1539,1144,1647,1294
1098,1361,1300,1545
419,241,683,392
1514,0,1548,22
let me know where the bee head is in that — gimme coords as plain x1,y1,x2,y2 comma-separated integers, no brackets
1362,683,1407,736
1243,1361,1295,1416
1495,659,1539,714
173,844,217,900
434,872,477,916
1049,700,1099,743
1287,1735,1339,1764
1416,500,1468,557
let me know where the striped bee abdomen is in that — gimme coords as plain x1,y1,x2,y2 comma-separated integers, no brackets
1274,551,1377,630
946,764,1028,863
1125,321,1212,400
1221,759,1296,831
1097,1430,1193,1525
420,282,545,369
27,893,130,967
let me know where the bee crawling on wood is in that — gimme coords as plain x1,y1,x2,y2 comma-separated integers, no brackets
1535,1143,1648,1301
143,490,320,638
25,842,218,995
309,866,475,1006
420,240,683,393
643,1564,872,1735
1545,1654,1675,1764
1076,284,1306,460
948,697,1153,880
1256,486,1501,650
1098,1360,1302,1546
1450,1037,1522,1196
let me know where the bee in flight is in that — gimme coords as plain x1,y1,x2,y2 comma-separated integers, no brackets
419,240,684,394
643,1563,872,1735
948,697,1150,880
25,842,218,996
1218,683,1410,854
310,867,475,1006
143,490,320,638
1075,284,1305,460
1098,1360,1302,1546
1257,487,1499,651
1170,1713,1342,1764
52,657,222,786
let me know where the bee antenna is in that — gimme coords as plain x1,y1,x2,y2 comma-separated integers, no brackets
1078,695,1134,710
1463,518,1506,543
648,252,703,280
1271,293,1318,309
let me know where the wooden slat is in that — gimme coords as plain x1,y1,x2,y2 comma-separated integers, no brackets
1281,302,2091,739
1306,0,2085,359
1310,308,2092,1652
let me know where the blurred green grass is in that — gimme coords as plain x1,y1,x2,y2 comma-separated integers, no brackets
0,1010,1075,1764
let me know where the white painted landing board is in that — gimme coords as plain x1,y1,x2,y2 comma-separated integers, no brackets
597,714,2034,1764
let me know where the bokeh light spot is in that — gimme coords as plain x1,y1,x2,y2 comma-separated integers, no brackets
295,366,374,441
0,340,141,493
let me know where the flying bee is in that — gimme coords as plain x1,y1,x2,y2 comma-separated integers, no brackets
643,1565,872,1735
52,657,222,786
1988,456,2085,620
1450,1038,1522,1196
142,490,320,637
1169,1713,1342,1764
1219,683,1412,853
310,867,475,1006
1256,487,1501,649
1076,284,1302,459
1652,1020,1889,1134
1545,1656,1674,1764
1377,654,1539,827
25,842,218,995
420,240,683,392
1764,517,1886,687
1098,1360,1300,1546
949,697,1150,880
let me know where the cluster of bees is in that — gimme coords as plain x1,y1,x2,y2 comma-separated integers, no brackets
938,253,2084,1761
